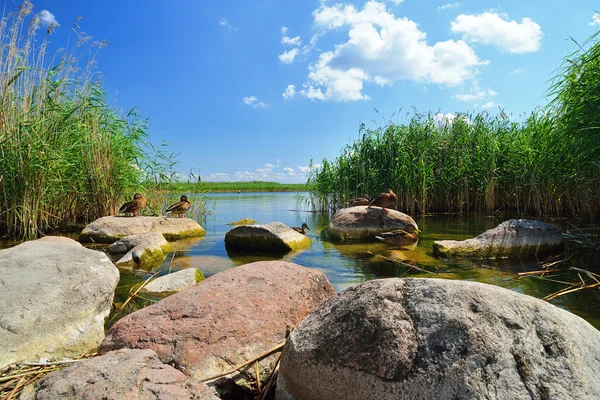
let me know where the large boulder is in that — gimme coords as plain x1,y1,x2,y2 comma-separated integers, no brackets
433,219,564,259
327,206,418,241
224,222,311,254
276,278,600,400
0,237,119,369
80,216,206,243
20,349,220,400
140,268,205,296
99,261,334,395
109,232,173,268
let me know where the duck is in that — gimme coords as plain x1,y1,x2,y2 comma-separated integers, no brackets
166,195,192,218
375,228,420,249
118,193,147,217
368,189,397,212
348,194,370,207
292,223,310,235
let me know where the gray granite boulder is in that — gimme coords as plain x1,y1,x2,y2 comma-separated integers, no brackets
276,278,600,400
80,216,205,243
20,349,220,400
109,232,173,268
224,222,311,254
327,206,418,241
140,268,205,296
433,219,564,258
0,237,119,369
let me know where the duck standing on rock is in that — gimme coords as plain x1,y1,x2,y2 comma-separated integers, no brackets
348,194,370,207
368,189,397,212
166,195,192,218
375,228,420,249
292,223,310,235
118,193,147,217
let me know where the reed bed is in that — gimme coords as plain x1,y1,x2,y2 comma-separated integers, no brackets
157,180,310,193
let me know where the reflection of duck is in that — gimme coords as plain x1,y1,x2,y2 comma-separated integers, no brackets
292,223,310,235
166,195,192,218
375,228,419,249
118,193,147,217
349,194,370,207
368,189,397,212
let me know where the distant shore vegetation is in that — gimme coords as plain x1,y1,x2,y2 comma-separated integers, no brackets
155,181,310,193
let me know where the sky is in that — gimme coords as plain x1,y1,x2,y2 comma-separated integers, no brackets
10,0,600,183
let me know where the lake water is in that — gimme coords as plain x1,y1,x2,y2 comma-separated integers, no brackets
110,191,600,329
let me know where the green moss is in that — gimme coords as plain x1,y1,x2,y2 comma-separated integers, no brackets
162,227,206,241
80,228,205,243
433,242,564,259
195,269,206,283
227,218,257,226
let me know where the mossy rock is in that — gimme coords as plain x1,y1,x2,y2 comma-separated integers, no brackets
227,218,257,226
225,222,311,254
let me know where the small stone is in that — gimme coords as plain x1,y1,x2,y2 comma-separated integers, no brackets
141,268,205,296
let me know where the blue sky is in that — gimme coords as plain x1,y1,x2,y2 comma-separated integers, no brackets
19,0,600,183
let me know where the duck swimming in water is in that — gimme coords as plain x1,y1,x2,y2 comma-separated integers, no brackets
166,195,192,218
292,223,310,235
368,189,397,212
375,228,420,249
118,193,147,217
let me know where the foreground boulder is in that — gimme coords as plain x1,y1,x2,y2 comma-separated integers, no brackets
109,232,173,268
100,261,334,394
276,278,600,400
327,206,418,241
20,349,219,400
0,237,118,369
224,222,311,254
141,268,205,296
433,219,563,259
80,216,206,243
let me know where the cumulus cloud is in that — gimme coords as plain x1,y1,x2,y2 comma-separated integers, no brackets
282,84,296,99
451,12,542,53
202,162,313,184
453,88,496,101
590,13,600,26
39,10,59,26
438,3,460,11
298,1,486,101
279,48,299,64
482,101,502,109
242,96,267,108
264,163,275,168
388,0,404,4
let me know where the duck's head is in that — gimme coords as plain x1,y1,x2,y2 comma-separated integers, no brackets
133,193,143,200
180,195,189,202
302,223,310,230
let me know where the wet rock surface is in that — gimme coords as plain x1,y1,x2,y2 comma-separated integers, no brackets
327,206,419,241
224,222,311,254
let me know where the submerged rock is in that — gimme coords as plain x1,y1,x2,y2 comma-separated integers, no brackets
224,222,311,254
276,278,600,400
20,349,220,400
99,261,334,396
109,232,173,268
0,237,118,369
327,206,419,241
141,268,205,296
433,219,564,259
80,216,206,243
227,218,256,225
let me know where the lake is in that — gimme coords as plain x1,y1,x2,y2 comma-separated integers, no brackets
109,191,600,329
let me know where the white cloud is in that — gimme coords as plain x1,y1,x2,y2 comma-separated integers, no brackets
438,3,460,11
202,162,311,184
388,0,404,4
39,10,59,26
264,163,275,168
297,166,309,173
454,87,496,101
299,1,486,101
282,84,296,99
284,167,296,176
281,26,288,34
242,96,267,108
590,13,600,26
451,12,542,53
482,101,502,109
279,48,299,64
510,68,526,75
282,35,302,46
219,17,237,32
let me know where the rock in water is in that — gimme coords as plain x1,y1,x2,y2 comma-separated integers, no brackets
109,232,173,268
0,237,119,369
327,206,418,241
20,349,220,400
433,219,564,258
276,278,600,400
141,268,205,296
224,222,311,254
80,216,206,243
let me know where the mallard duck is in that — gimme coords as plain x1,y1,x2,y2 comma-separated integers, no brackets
349,194,370,207
368,189,397,212
166,195,192,218
292,223,310,235
118,193,147,217
375,228,420,249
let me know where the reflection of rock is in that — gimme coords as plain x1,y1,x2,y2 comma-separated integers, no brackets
225,222,311,254
433,219,564,259
80,216,206,243
100,261,334,396
171,255,236,277
141,268,205,296
0,237,118,369
276,278,600,400
20,349,219,400
109,232,172,268
327,206,418,241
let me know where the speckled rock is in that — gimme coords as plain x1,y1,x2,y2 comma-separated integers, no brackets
0,237,118,369
276,278,600,400
224,222,311,254
20,349,220,400
99,261,334,395
80,216,205,243
327,206,418,241
140,268,205,296
433,219,564,259
109,232,173,268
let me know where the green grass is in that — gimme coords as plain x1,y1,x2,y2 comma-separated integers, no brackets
154,181,309,193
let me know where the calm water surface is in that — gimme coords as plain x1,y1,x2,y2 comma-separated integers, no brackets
111,192,600,329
